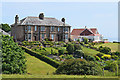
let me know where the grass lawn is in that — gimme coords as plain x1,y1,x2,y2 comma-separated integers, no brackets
94,43,119,52
24,52,56,75
82,46,102,56
2,74,118,78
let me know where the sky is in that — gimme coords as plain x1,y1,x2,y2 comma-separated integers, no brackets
1,2,118,42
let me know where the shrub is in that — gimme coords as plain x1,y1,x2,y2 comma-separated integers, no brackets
1,24,11,32
96,53,103,58
95,56,101,61
58,49,64,55
2,35,26,74
64,54,74,59
51,49,55,55
83,37,88,44
22,46,60,68
74,44,82,51
99,47,111,54
56,59,102,75
66,44,74,54
75,50,84,58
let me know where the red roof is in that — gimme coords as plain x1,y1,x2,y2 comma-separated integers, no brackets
71,28,99,36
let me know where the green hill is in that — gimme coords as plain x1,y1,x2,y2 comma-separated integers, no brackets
24,52,56,75
94,43,119,52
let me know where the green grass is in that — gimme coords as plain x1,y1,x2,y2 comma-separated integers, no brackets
2,74,118,78
82,46,102,56
45,47,58,53
94,43,119,52
24,52,56,75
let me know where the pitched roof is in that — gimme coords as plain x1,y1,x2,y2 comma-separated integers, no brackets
71,28,99,36
11,16,70,26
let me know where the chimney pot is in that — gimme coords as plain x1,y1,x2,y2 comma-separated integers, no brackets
39,13,44,20
15,15,19,24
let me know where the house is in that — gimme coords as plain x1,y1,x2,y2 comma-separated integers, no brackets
71,26,103,42
11,13,71,42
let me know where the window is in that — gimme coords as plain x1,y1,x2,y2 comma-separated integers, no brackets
25,26,27,31
51,34,54,40
58,27,59,31
28,26,31,31
51,26,54,31
35,26,37,31
65,34,68,40
42,33,45,39
41,26,45,31
25,34,27,40
65,27,68,32
28,33,31,40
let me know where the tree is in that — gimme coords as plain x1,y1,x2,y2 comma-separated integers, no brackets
2,35,26,74
1,24,11,32
58,49,64,55
75,50,84,57
74,44,82,51
83,37,88,44
56,59,102,75
66,44,74,54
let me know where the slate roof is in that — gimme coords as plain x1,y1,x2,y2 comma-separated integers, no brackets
11,16,70,26
71,28,100,36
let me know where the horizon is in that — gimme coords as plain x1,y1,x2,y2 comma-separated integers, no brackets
2,2,118,42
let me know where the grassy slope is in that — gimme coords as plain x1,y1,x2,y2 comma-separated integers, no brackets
94,43,119,52
24,52,56,75
81,46,102,56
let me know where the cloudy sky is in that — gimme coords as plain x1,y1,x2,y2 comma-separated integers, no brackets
1,2,118,41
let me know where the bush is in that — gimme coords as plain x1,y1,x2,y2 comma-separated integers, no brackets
74,44,82,51
66,44,74,54
58,49,64,55
99,47,111,54
22,46,60,68
56,59,102,75
83,37,88,44
1,24,11,32
96,53,103,58
64,54,74,59
75,50,84,58
2,35,26,74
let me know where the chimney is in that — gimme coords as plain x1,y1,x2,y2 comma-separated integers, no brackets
15,15,19,24
85,26,87,28
61,18,65,23
39,13,44,20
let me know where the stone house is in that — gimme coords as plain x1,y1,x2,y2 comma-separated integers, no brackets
11,13,71,42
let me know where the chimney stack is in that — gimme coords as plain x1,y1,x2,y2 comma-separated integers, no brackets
61,18,65,23
15,15,19,24
85,26,87,28
39,13,44,20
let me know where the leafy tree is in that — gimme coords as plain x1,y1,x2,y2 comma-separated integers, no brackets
99,47,111,54
74,44,82,51
2,35,26,74
75,50,84,57
58,49,64,55
1,24,11,32
56,59,102,75
83,37,88,44
66,44,74,54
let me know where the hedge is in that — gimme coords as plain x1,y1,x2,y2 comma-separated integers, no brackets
21,46,60,68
